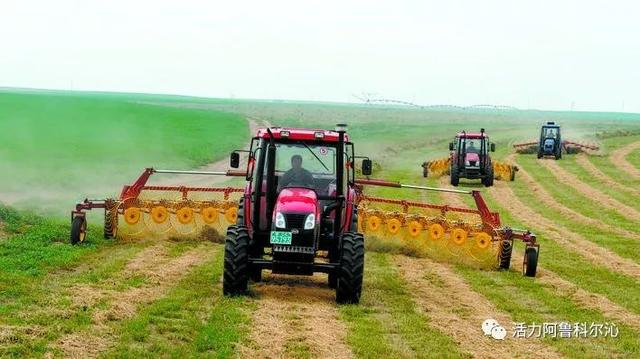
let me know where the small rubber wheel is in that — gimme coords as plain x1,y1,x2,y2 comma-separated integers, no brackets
71,216,87,245
523,247,539,277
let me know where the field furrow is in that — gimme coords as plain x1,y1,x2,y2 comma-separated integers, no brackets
238,274,353,359
394,255,562,359
488,182,640,279
540,160,640,221
575,154,640,196
54,243,214,357
610,141,640,179
515,163,640,241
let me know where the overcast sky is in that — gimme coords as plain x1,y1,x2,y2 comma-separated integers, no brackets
1,0,638,112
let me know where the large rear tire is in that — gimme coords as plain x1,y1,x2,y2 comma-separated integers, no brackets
537,150,543,159
523,247,539,277
336,232,364,304
223,225,250,296
498,240,512,270
70,216,87,245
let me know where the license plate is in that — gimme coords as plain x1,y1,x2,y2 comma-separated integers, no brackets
270,231,292,245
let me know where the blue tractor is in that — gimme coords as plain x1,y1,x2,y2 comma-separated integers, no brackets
537,122,562,160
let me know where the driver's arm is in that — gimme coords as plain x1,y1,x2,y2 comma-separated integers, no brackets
278,170,292,191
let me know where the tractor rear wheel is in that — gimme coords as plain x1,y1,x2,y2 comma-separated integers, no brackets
537,150,543,159
336,232,364,304
223,225,250,296
70,216,87,245
103,205,118,239
498,240,513,270
523,247,539,277
450,167,460,186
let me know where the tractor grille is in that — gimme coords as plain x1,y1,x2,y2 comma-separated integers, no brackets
285,213,307,229
273,245,315,254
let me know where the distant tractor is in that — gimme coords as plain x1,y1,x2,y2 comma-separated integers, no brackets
449,129,496,187
537,122,562,160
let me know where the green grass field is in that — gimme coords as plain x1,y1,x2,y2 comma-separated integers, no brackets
1,89,640,358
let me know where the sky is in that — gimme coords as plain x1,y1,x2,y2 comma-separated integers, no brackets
1,0,639,112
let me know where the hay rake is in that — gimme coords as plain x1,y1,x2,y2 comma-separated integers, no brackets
71,168,245,242
354,179,538,274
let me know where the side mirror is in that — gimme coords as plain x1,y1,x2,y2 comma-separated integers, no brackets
490,143,496,152
362,159,373,176
449,142,454,151
230,152,240,168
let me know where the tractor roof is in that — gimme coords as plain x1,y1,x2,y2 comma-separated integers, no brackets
255,127,350,142
456,132,488,139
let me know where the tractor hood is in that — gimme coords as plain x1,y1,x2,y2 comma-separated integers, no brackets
274,188,319,215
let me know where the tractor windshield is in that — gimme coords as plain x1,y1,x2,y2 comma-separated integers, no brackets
459,138,486,154
543,127,558,139
274,142,337,193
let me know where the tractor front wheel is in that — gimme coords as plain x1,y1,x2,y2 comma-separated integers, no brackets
450,167,460,186
498,240,513,270
70,216,87,245
523,247,539,277
223,225,250,296
336,232,364,304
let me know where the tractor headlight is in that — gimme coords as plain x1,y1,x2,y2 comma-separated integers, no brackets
275,212,286,228
304,214,315,230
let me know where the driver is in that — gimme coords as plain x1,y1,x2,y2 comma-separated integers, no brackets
467,141,478,153
277,154,315,191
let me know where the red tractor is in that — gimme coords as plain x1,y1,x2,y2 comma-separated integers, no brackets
224,124,371,303
449,129,496,187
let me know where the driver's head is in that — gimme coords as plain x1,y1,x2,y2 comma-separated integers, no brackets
291,155,303,170
469,141,475,147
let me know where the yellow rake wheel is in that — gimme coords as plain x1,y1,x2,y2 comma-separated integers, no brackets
124,207,141,225
176,207,194,224
475,232,492,249
225,207,238,224
150,206,169,224
451,228,468,245
428,223,445,240
407,220,422,237
201,206,219,224
386,218,402,234
366,215,382,231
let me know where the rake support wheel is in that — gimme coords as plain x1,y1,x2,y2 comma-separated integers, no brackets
336,232,365,304
223,225,250,296
70,216,87,245
523,246,539,277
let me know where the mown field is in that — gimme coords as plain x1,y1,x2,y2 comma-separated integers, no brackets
2,89,640,358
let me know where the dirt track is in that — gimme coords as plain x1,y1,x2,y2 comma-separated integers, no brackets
540,159,640,222
394,256,561,359
610,141,640,179
489,182,640,279
238,274,352,359
56,244,214,358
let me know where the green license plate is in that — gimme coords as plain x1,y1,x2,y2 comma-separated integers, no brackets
270,231,292,245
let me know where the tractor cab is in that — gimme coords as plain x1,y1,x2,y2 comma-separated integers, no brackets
225,124,371,303
448,128,496,187
538,122,562,159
